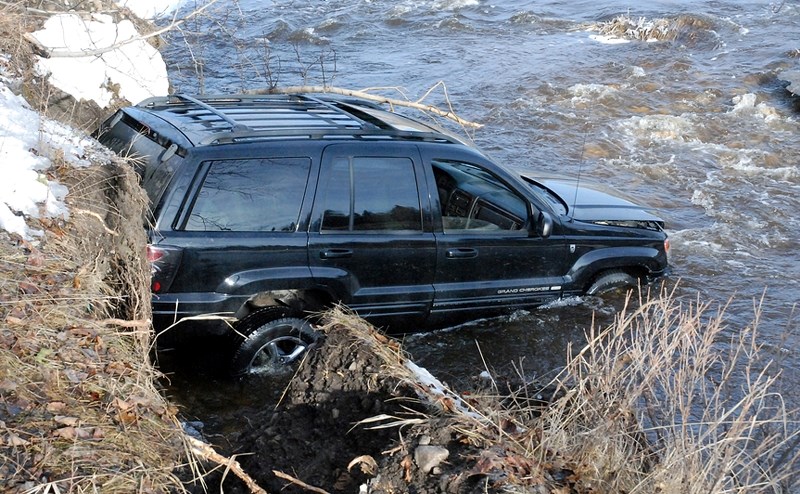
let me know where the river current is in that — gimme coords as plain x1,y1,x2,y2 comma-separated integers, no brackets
159,0,799,442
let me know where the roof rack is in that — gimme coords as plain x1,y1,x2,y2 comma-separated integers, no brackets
200,128,462,145
172,93,250,132
137,93,462,147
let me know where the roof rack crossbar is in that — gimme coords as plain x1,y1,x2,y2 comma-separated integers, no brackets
201,128,461,145
173,93,251,133
294,93,379,130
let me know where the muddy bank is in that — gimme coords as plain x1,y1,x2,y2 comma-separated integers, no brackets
185,309,567,494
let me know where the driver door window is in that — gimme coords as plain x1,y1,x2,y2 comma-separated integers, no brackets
432,159,527,233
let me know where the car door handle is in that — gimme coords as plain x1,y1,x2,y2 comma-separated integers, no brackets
446,248,478,259
320,248,353,259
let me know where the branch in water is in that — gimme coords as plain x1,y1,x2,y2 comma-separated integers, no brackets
245,84,483,129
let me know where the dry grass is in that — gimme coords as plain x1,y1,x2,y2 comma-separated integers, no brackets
0,1,37,95
529,287,798,492
323,291,799,493
0,162,188,493
455,287,798,493
0,5,202,490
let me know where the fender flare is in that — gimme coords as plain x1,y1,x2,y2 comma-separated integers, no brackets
567,246,661,290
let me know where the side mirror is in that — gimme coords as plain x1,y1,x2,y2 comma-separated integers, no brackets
536,211,553,238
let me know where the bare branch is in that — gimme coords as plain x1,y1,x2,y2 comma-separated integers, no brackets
245,85,483,129
273,470,331,494
186,436,267,494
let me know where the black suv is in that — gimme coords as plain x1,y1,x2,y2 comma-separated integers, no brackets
96,93,669,375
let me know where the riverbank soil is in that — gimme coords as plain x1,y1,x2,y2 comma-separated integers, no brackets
222,323,478,494
185,310,572,494
0,161,187,492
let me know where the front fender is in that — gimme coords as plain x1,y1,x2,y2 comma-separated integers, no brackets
566,245,665,288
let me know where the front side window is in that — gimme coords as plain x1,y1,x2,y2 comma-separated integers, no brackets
432,159,527,233
320,157,422,233
185,158,311,232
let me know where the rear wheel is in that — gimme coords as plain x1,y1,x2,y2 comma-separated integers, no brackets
586,270,638,296
230,308,319,376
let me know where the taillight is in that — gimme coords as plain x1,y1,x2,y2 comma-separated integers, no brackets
147,245,165,263
146,244,183,293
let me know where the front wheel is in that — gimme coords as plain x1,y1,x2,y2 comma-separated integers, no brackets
586,270,638,296
230,310,319,376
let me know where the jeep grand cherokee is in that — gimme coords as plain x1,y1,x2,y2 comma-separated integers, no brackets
96,93,669,375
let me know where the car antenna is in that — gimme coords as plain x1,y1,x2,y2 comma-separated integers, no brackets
569,131,588,222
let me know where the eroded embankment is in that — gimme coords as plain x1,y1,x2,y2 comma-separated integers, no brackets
0,161,187,492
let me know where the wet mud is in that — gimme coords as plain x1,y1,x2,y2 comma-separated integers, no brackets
181,323,493,494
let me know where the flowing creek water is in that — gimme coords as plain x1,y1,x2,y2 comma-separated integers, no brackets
157,0,799,443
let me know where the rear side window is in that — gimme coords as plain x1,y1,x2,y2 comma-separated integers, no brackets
319,157,422,233
96,118,173,206
185,158,311,232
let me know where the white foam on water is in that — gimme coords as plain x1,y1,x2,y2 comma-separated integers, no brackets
588,34,630,45
730,93,781,123
432,0,479,9
630,66,647,78
721,154,799,181
568,83,619,104
606,155,680,182
617,114,698,143
540,296,586,309
669,230,726,255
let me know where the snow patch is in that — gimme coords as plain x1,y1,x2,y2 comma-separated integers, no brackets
0,81,107,239
0,86,59,238
30,13,168,108
405,361,480,418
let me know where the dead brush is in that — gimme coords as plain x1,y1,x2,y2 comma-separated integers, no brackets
504,286,798,493
0,161,188,493
339,286,799,493
0,1,36,80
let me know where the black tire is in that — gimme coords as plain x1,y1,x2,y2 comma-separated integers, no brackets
230,308,319,376
586,270,638,296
